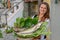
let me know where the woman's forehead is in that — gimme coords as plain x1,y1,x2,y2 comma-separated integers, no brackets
40,4,47,7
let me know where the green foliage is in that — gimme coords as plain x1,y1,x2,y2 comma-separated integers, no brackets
20,18,25,28
24,17,33,28
14,22,18,27
15,22,51,38
5,27,14,34
16,17,21,28
32,17,38,25
14,17,51,38
14,17,24,28
0,30,3,38
14,17,38,28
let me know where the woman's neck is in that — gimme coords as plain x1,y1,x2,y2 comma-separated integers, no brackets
39,14,46,22
39,13,43,20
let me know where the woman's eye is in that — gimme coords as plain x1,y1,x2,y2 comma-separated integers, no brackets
41,7,43,8
44,8,47,9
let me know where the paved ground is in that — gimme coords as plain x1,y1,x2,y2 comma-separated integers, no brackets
0,28,17,40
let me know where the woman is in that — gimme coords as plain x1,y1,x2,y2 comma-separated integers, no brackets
32,2,50,40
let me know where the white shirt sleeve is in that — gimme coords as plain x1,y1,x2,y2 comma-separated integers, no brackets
32,16,34,19
46,19,50,27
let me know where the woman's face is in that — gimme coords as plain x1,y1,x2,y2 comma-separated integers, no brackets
40,4,47,15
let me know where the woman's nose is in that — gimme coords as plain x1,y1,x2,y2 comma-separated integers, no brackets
41,8,44,11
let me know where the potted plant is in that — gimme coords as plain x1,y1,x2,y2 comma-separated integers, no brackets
0,30,3,38
5,26,13,34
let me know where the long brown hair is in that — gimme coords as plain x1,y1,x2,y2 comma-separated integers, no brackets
38,2,50,22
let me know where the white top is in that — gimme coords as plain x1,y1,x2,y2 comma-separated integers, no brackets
45,19,50,28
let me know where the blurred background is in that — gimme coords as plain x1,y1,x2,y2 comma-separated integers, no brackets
0,0,60,40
